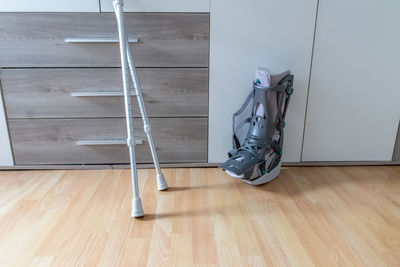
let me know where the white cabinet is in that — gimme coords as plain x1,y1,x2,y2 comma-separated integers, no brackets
208,0,318,163
0,0,100,12
302,0,400,161
100,0,209,12
0,0,209,12
0,89,13,166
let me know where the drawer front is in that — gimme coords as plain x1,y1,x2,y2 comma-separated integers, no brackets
9,118,207,164
0,13,209,67
1,68,208,118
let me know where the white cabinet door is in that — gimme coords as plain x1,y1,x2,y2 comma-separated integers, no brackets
0,89,13,166
302,0,400,161
100,0,209,12
0,0,100,12
208,0,318,163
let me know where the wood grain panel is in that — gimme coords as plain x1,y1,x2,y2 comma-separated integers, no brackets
0,13,209,67
0,167,400,265
1,68,208,118
8,118,207,164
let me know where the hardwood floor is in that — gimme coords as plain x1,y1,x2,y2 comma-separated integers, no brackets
0,166,399,266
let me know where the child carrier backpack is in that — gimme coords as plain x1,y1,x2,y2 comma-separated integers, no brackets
220,70,294,185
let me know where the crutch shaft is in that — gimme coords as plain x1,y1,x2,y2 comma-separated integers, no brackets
113,0,144,217
125,38,168,191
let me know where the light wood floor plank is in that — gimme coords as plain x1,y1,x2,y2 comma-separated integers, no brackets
0,166,399,266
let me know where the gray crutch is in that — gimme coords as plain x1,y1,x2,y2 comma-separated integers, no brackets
112,0,168,218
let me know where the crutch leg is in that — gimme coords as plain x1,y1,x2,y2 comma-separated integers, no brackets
113,0,144,217
125,37,168,191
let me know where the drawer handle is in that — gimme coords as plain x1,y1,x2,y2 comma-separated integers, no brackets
71,91,136,97
76,139,143,146
64,37,139,43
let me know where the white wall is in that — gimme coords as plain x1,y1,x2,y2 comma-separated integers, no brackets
0,0,100,12
0,88,13,166
100,0,209,12
302,0,400,161
208,0,318,163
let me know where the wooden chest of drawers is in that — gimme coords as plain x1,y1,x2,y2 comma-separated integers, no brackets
0,12,209,166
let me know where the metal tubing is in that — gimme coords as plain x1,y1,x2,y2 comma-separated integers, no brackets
70,91,136,97
76,139,143,146
64,37,139,43
124,28,168,191
113,0,143,217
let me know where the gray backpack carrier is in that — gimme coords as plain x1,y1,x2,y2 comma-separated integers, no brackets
220,71,294,185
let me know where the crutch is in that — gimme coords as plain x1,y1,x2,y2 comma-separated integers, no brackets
112,0,168,218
